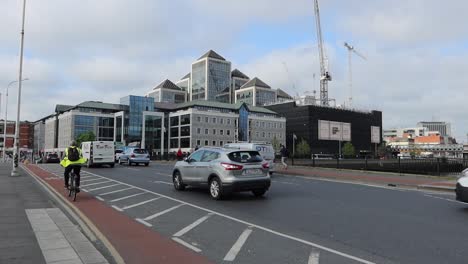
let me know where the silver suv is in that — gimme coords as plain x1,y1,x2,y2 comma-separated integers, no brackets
172,147,271,200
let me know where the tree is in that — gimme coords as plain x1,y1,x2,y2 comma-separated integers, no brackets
295,139,311,158
76,131,96,146
342,142,355,158
271,136,280,153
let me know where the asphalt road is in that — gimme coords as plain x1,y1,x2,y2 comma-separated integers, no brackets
40,163,468,264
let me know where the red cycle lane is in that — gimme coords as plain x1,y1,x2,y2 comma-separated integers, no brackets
25,164,212,264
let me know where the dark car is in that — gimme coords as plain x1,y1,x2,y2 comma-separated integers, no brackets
44,153,60,163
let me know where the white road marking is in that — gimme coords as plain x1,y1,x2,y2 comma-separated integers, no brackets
152,181,172,185
172,237,202,253
223,227,253,261
125,168,140,171
81,188,88,192
173,213,213,237
99,187,133,196
87,184,121,192
272,180,300,186
109,192,146,202
154,172,171,177
120,197,161,210
80,178,104,183
96,196,105,201
142,204,184,221
424,194,465,204
308,251,320,264
112,205,123,212
81,180,112,187
135,218,152,227
81,169,375,264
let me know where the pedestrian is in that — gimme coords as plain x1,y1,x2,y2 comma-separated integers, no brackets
280,144,288,170
194,145,199,151
176,148,183,161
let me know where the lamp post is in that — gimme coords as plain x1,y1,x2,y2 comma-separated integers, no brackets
11,0,27,177
4,79,28,162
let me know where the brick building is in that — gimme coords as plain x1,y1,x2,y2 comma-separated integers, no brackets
0,120,34,150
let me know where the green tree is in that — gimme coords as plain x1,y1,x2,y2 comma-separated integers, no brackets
271,136,280,153
76,131,96,146
342,142,355,158
295,139,311,158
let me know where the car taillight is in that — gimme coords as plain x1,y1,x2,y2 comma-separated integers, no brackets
221,162,243,170
131,154,135,158
262,162,269,169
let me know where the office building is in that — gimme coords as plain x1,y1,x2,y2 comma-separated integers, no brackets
235,77,277,106
145,79,187,104
0,120,34,151
190,50,232,102
417,121,451,137
176,73,190,92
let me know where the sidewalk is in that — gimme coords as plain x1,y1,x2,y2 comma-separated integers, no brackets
276,165,457,192
0,163,109,264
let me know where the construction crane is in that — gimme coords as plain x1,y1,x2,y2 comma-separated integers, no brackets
344,42,366,108
313,0,331,106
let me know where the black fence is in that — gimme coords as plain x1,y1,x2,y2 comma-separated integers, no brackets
291,157,468,176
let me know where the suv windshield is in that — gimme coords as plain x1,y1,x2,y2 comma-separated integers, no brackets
228,151,263,163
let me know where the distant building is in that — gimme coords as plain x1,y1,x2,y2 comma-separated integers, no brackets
190,50,232,102
235,77,277,106
176,73,190,93
417,121,451,137
146,79,187,104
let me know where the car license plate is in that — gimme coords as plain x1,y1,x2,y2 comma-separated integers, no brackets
242,169,263,175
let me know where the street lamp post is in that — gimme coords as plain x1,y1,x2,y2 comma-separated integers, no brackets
11,0,27,177
3,79,28,162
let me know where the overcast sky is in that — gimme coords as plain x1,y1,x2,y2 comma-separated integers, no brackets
1,0,467,142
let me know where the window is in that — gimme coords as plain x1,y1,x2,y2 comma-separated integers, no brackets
205,128,209,135
220,118,224,124
212,117,216,123
256,132,259,137
256,121,259,127
181,114,190,125
226,130,230,136
220,141,224,146
197,128,201,134
170,127,179,138
220,129,224,135
261,122,265,128
196,140,201,146
274,123,277,129
197,116,201,122
268,132,271,138
212,129,216,135
268,123,271,128
262,132,265,137
212,141,216,146
170,116,179,126
204,140,209,146
201,151,220,162
228,151,262,163
280,134,282,139
170,138,178,148
189,150,204,162
180,138,190,148
227,119,231,125
279,123,283,129
180,126,190,137
205,117,209,123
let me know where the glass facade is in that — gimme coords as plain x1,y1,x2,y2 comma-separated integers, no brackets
207,60,231,101
237,89,254,105
238,105,249,141
143,115,162,152
74,115,114,142
120,96,154,145
176,79,189,92
256,89,276,106
191,61,206,100
215,93,230,103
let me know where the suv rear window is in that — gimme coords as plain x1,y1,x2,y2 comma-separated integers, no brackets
228,151,263,163
48,154,58,158
133,149,147,154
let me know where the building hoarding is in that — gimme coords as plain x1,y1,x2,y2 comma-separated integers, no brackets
371,126,381,143
318,120,351,141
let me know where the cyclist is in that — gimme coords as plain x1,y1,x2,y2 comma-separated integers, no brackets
60,140,87,192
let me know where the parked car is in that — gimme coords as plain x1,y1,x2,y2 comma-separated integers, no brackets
44,153,60,163
455,168,468,203
118,148,150,166
224,142,276,175
115,149,124,162
172,147,271,200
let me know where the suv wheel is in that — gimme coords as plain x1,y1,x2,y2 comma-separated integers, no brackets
209,177,223,200
173,171,186,191
252,189,267,197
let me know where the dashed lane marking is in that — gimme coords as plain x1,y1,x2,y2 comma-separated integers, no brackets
109,192,146,202
119,197,162,211
173,213,213,237
308,251,320,264
152,181,172,185
99,187,134,196
81,180,112,187
81,178,106,183
87,184,121,192
223,227,253,262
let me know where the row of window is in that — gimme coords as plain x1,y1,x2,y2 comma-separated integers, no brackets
253,120,283,129
254,131,283,139
170,114,190,126
195,139,232,148
195,116,233,125
196,128,232,136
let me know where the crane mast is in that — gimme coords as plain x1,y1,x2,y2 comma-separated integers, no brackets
314,0,331,106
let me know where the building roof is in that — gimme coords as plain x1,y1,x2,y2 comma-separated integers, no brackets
240,77,271,89
175,100,277,115
154,79,183,91
197,50,226,61
181,73,191,80
55,104,74,113
276,88,293,99
76,101,126,111
231,69,249,79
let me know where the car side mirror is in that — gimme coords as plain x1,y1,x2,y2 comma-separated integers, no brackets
184,157,191,163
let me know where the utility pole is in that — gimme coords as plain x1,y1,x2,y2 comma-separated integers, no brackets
344,42,366,108
11,0,27,177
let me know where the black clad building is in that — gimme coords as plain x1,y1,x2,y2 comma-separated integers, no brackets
265,102,383,156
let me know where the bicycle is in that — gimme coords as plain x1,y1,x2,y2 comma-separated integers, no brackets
68,171,78,202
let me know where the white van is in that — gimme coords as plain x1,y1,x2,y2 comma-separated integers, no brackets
81,141,115,168
224,142,276,174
